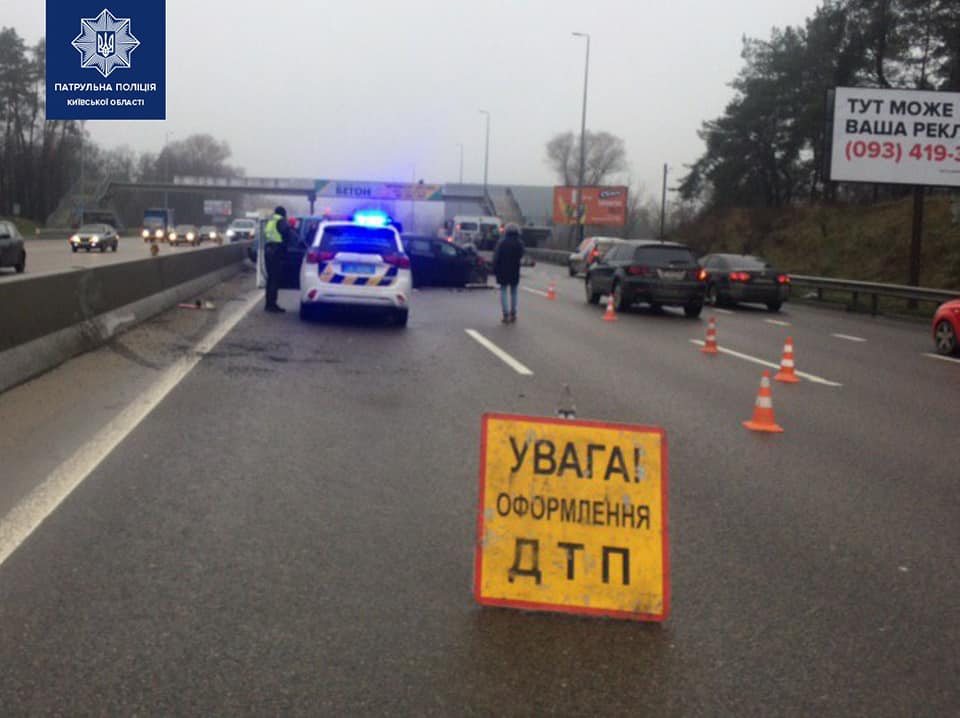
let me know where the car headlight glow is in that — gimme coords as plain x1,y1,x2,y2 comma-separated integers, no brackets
155,229,164,238
91,235,99,242
187,233,195,240
71,235,79,242
142,229,149,238
226,229,235,237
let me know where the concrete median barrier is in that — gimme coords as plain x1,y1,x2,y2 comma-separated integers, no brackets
0,243,248,393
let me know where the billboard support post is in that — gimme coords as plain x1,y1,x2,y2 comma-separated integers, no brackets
909,186,924,304
659,163,668,242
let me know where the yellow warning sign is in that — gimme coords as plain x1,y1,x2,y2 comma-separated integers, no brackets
474,413,669,621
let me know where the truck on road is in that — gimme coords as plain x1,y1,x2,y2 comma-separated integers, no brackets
142,208,175,242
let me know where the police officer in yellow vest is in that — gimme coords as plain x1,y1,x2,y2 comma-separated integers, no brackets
263,206,296,313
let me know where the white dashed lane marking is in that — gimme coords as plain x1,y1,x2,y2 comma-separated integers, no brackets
689,339,843,387
466,329,534,376
831,333,868,343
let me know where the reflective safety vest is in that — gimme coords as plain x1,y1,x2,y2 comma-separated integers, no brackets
264,214,283,244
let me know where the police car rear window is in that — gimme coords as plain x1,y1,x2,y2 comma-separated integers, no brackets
319,226,398,256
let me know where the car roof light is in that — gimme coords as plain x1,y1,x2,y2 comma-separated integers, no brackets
353,210,391,228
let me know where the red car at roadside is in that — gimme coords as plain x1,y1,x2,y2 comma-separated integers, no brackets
932,299,960,355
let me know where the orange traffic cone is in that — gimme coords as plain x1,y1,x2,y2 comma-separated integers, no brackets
603,295,617,322
547,280,557,301
774,336,800,383
743,371,784,433
701,316,719,354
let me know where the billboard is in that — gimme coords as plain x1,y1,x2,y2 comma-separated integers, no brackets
553,186,627,226
203,199,232,217
830,87,960,187
314,180,443,202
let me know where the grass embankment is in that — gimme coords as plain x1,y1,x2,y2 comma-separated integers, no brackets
676,196,960,317
678,196,960,291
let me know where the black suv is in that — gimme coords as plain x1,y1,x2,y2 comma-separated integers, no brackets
585,240,706,317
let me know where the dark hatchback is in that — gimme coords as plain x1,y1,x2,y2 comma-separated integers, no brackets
699,253,790,311
403,235,489,287
585,240,706,317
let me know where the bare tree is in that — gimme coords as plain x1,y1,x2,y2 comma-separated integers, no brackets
545,130,628,186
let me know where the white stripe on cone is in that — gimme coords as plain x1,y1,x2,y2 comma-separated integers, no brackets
756,396,773,409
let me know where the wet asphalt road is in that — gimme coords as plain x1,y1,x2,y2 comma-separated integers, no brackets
0,265,958,716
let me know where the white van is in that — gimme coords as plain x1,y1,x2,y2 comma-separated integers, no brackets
452,215,483,245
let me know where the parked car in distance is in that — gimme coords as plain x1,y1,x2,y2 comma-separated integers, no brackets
932,298,960,355
0,220,26,273
699,253,790,312
168,225,199,246
226,218,257,242
403,235,488,287
585,240,706,318
69,223,119,253
568,236,622,277
198,226,221,244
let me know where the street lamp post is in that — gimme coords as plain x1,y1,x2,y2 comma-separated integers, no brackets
163,131,173,212
572,32,590,246
79,122,85,223
479,110,490,205
457,143,464,184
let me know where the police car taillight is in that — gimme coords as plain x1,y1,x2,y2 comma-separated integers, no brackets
306,250,335,264
383,253,411,269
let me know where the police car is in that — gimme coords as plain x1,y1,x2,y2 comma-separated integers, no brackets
299,211,412,326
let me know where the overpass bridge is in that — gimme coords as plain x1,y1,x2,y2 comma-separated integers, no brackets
97,176,555,226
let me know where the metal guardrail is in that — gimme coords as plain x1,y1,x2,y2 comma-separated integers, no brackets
789,275,958,315
526,247,573,265
523,247,959,315
34,228,73,240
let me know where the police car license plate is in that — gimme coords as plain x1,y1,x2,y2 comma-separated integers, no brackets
342,263,375,274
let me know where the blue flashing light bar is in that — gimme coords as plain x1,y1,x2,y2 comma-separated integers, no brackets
353,210,391,228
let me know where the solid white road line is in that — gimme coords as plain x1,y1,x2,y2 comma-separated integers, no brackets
832,333,868,343
465,329,534,376
924,352,960,365
689,339,843,387
712,308,735,315
0,290,262,570
765,319,792,327
521,287,549,298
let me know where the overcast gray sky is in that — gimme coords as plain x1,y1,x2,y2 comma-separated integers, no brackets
9,0,823,198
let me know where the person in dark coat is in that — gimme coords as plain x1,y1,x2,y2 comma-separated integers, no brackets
493,223,525,323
